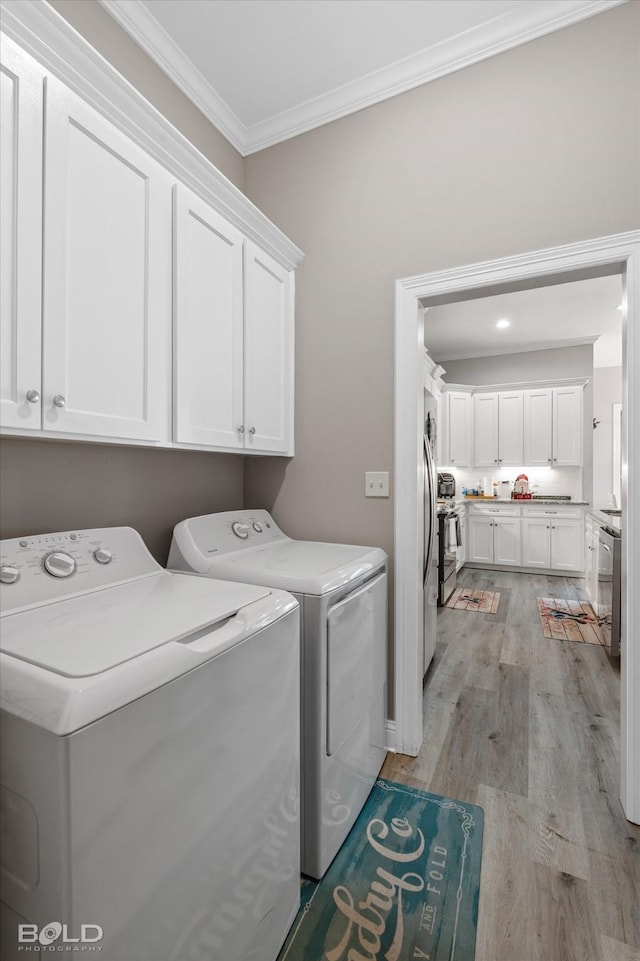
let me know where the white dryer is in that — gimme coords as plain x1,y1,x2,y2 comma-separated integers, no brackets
0,527,300,961
168,510,388,879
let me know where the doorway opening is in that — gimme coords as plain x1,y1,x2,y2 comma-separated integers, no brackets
393,231,640,823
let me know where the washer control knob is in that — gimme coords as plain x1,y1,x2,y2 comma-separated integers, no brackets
252,522,263,532
93,548,113,565
0,566,20,585
44,551,76,578
231,522,250,539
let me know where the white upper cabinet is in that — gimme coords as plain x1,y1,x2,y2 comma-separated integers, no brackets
244,242,294,455
43,77,173,442
173,184,244,449
473,393,499,467
553,386,583,466
447,391,472,467
523,389,553,466
0,38,43,430
473,391,523,468
498,391,524,466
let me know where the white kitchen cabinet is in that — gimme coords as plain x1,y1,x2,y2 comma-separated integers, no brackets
553,386,583,466
473,393,499,468
498,391,524,466
468,507,521,566
0,37,44,430
447,391,472,467
173,184,244,449
473,391,523,468
523,389,553,466
522,507,584,572
244,241,294,454
43,76,173,442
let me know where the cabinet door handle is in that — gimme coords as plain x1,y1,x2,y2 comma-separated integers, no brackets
53,394,66,408
237,425,245,433
547,458,551,463
494,459,498,463
26,389,40,403
249,426,256,435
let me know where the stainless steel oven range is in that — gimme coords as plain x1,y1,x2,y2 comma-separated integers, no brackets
437,506,461,606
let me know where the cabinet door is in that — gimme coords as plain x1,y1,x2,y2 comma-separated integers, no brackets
550,518,584,572
523,389,553,466
473,393,499,468
42,77,172,442
553,386,582,466
468,516,494,563
522,517,551,568
493,517,521,566
447,391,471,467
173,184,244,448
0,38,43,429
244,241,294,454
498,391,524,466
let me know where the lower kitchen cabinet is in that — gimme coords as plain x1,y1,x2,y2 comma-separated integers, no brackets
522,511,584,572
468,511,521,566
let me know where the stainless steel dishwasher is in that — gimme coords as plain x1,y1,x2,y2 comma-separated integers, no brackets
597,525,622,657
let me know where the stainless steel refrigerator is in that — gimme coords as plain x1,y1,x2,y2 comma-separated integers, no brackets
423,389,438,675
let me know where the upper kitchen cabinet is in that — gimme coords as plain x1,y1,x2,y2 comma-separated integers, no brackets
553,386,583,466
173,188,294,455
473,391,523,468
173,184,244,450
523,388,553,466
523,385,583,467
43,77,173,442
0,25,303,453
0,37,44,430
445,391,472,467
243,242,294,454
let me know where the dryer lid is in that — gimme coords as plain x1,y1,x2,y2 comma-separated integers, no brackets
0,572,270,678
206,541,387,595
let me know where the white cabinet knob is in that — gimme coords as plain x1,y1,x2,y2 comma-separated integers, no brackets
26,389,40,404
53,394,66,408
249,426,256,435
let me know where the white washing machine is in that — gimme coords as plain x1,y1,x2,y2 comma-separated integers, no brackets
168,510,387,879
0,527,300,961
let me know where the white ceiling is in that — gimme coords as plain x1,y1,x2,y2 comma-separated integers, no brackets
424,275,623,368
99,0,623,154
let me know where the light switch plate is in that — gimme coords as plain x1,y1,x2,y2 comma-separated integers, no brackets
365,471,390,497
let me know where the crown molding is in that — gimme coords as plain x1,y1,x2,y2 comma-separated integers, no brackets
434,336,600,364
98,0,246,154
0,1,303,270
100,0,624,155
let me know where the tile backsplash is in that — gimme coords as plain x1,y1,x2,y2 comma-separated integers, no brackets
444,466,584,500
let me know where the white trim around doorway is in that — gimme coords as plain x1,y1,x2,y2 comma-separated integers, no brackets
393,230,640,824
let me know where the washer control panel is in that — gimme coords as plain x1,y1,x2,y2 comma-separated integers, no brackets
0,527,161,615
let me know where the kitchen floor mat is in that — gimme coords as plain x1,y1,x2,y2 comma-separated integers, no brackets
447,588,500,614
536,596,605,645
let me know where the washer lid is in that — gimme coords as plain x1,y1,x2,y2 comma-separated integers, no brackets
0,572,270,678
206,541,387,595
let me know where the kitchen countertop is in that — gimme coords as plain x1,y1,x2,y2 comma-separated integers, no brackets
587,506,622,533
458,497,590,506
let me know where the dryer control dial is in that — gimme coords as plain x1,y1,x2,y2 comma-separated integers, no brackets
231,522,250,539
0,566,20,585
44,551,76,578
93,548,113,565
252,522,263,532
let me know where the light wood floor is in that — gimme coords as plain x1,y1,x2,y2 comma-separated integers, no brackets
382,567,640,961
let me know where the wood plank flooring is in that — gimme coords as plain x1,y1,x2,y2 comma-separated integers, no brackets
382,568,640,961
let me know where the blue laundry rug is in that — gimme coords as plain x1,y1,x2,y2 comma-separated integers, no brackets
278,778,483,961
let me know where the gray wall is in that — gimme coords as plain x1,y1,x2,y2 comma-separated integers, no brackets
0,439,243,564
243,3,639,709
593,366,623,509
442,345,594,501
48,0,244,190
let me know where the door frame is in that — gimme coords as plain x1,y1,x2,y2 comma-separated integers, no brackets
393,230,640,823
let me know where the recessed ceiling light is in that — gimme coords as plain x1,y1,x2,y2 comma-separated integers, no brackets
496,319,510,329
